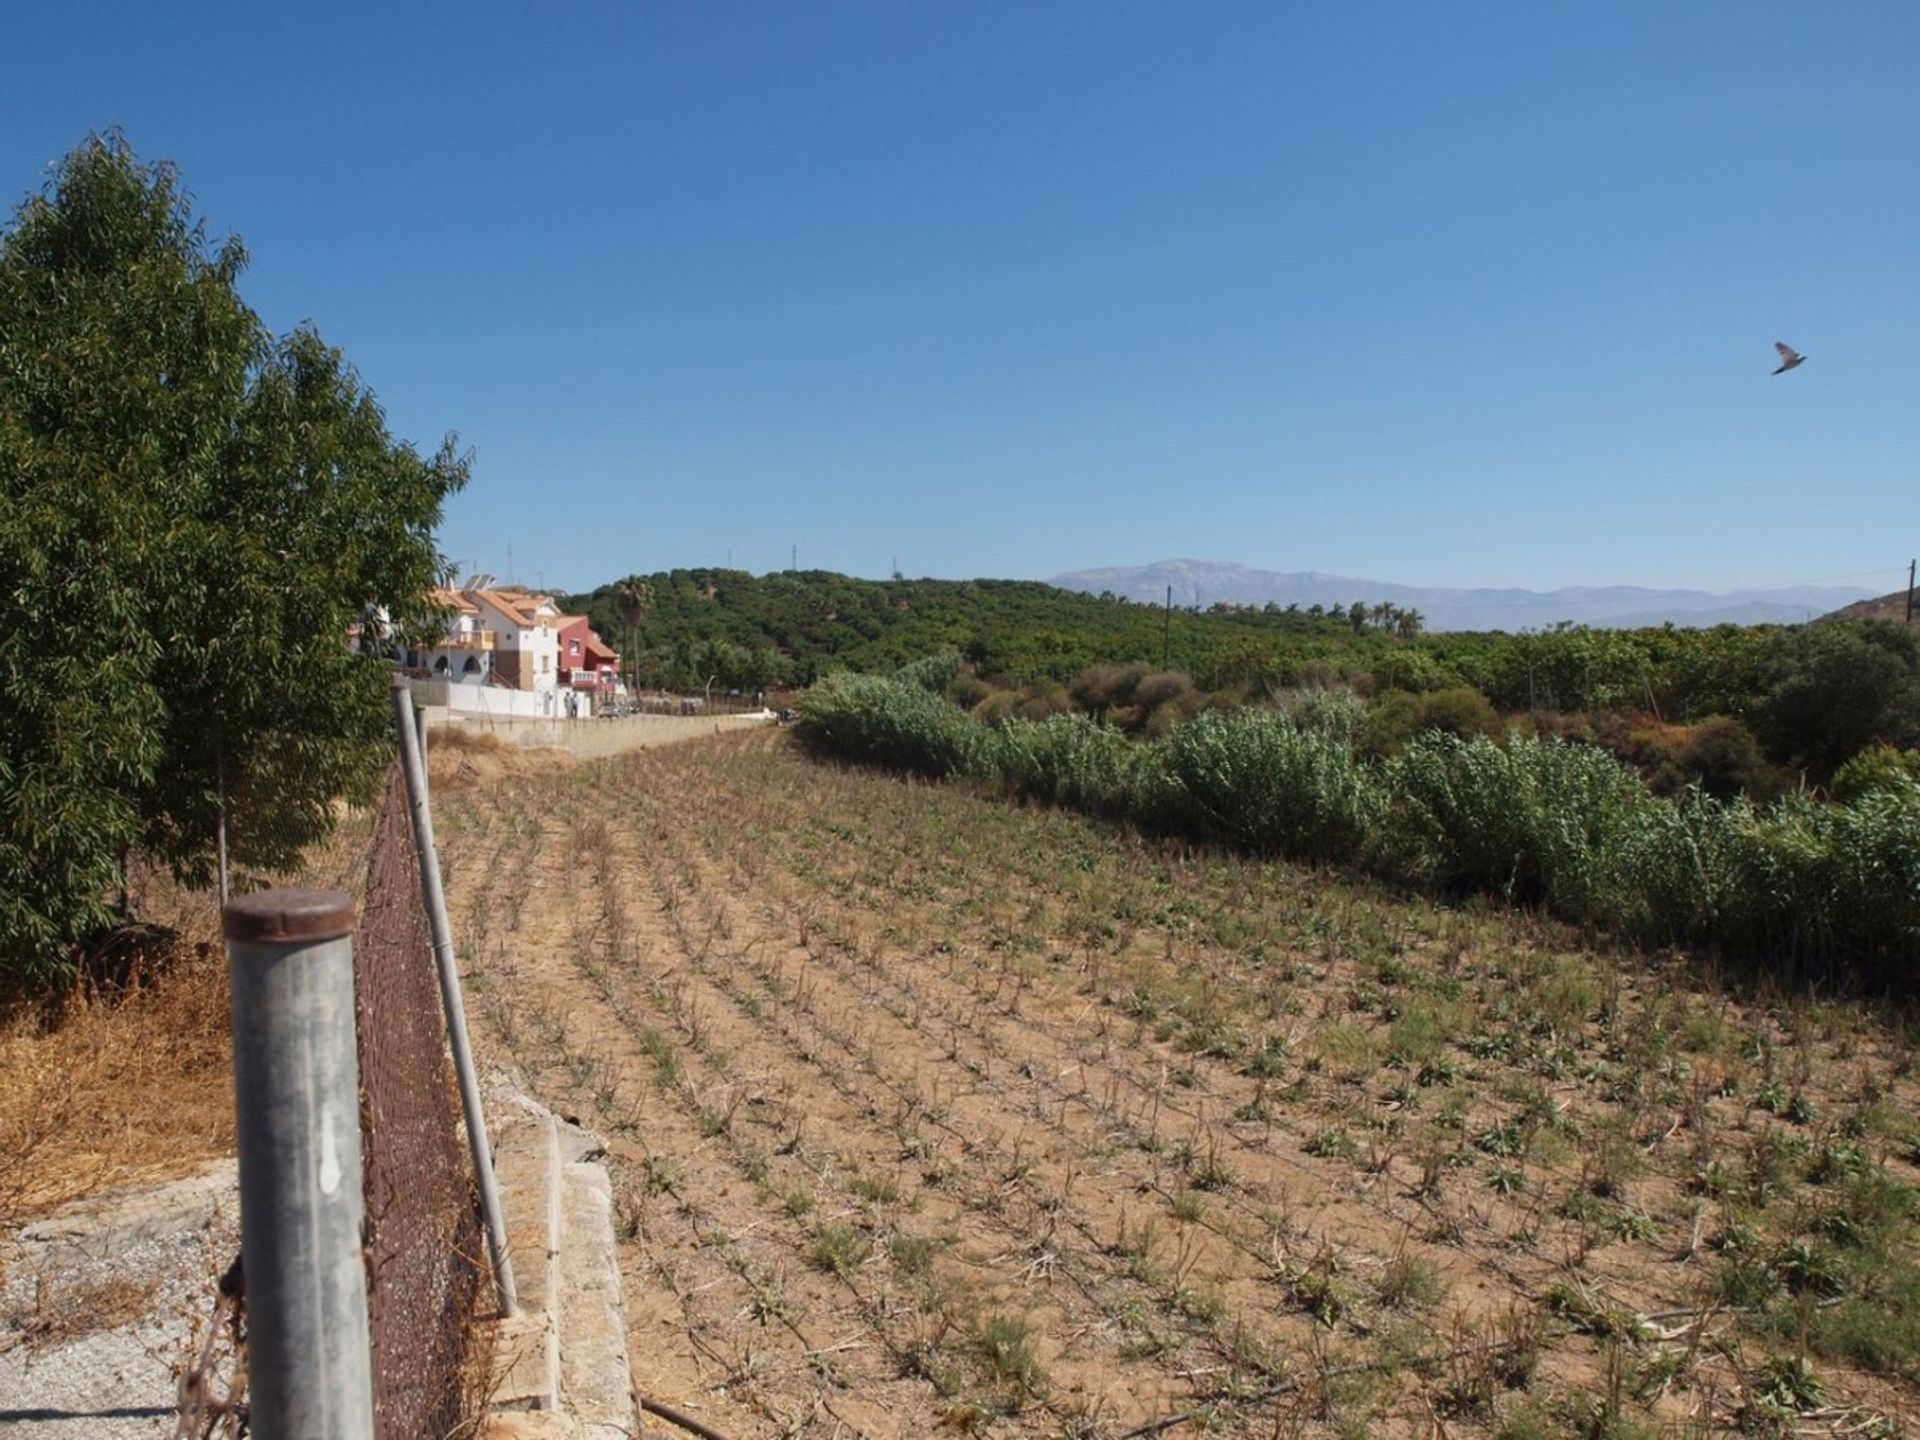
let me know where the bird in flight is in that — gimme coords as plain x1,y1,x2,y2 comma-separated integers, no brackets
1771,342,1806,375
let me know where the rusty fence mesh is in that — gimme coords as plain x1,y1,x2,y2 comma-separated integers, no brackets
355,761,486,1438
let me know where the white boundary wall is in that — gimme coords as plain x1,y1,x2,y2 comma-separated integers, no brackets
409,677,556,720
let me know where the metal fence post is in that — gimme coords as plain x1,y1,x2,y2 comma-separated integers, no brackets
392,674,518,1316
224,888,375,1440
415,703,429,801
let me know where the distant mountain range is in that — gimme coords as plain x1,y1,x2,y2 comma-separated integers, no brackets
1049,560,1874,633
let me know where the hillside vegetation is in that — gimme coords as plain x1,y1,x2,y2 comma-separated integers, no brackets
1823,589,1916,627
570,571,1913,743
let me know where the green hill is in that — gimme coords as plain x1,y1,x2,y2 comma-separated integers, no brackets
563,569,1401,692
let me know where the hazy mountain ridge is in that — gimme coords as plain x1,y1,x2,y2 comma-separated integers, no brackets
1050,560,1872,632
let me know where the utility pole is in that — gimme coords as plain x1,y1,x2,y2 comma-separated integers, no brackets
1907,558,1915,627
1163,585,1172,670
791,544,798,573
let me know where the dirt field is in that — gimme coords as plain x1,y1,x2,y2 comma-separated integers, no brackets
432,729,1920,1439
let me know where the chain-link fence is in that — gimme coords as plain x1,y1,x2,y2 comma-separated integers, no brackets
354,762,486,1438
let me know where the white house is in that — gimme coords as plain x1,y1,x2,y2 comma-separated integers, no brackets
412,588,496,685
464,585,562,717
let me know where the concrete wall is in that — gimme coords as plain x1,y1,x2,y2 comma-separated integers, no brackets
409,677,557,719
436,710,775,759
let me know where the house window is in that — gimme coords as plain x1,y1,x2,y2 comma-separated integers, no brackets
569,640,580,655
540,654,550,673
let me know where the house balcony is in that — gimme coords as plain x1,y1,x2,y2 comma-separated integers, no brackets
440,631,496,651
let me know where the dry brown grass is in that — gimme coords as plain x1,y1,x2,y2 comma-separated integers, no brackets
0,793,388,1239
429,724,509,756
0,936,234,1233
425,724,562,791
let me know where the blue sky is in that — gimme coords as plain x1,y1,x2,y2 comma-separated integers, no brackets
5,3,1916,596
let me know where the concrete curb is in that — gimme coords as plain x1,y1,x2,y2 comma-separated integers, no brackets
482,1088,636,1439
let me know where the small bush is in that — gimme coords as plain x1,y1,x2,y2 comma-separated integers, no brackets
1361,687,1502,758
971,689,1021,729
945,668,994,711
1673,716,1784,801
1130,670,1193,718
1015,681,1073,722
1069,662,1149,718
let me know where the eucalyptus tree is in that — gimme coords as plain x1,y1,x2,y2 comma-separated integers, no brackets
0,134,466,986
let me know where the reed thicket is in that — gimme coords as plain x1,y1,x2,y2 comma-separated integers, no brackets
798,670,1920,984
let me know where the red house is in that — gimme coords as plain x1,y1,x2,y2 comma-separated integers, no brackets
555,614,622,705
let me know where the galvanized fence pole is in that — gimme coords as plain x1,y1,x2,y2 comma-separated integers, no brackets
392,675,518,1315
224,889,375,1440
415,703,429,801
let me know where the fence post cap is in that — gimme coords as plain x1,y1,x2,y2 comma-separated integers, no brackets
223,889,356,945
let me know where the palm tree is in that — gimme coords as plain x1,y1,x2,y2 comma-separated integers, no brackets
612,576,654,692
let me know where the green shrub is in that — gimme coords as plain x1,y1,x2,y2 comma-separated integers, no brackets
985,714,1143,819
1832,745,1920,805
796,672,984,780
1613,792,1745,940
1360,686,1502,758
1165,709,1384,864
895,651,964,694
1719,787,1920,978
1676,716,1784,801
1386,734,1651,926
1751,621,1920,779
1273,687,1369,744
